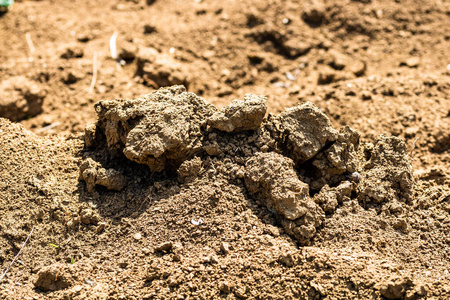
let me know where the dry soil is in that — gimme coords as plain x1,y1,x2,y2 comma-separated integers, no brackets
0,0,450,299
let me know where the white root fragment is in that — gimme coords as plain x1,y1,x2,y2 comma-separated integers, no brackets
88,51,98,94
109,31,118,59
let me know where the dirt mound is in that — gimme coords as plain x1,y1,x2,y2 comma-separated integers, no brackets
1,94,449,299
80,86,415,249
1,0,450,299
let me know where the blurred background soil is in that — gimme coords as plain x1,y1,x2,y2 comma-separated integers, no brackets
0,0,449,299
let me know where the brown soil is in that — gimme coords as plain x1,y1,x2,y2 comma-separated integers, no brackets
1,0,450,299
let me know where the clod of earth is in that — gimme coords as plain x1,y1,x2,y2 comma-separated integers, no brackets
0,76,47,122
245,152,314,221
207,94,267,132
136,47,189,88
357,135,414,204
34,263,76,291
244,152,325,245
79,158,126,192
81,85,415,245
267,102,338,164
86,85,216,172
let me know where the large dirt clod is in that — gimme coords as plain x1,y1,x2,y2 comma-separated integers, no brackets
244,152,324,244
310,125,361,189
245,152,311,220
0,76,46,122
136,47,189,88
377,276,415,300
358,135,414,204
90,85,216,171
81,87,416,248
34,263,76,291
79,158,126,192
207,94,267,132
268,102,338,165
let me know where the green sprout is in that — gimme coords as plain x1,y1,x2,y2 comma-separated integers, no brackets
49,243,60,249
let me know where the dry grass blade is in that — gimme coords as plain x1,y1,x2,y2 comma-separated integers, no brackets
36,122,61,133
88,51,98,94
409,137,419,158
25,33,35,62
0,226,35,283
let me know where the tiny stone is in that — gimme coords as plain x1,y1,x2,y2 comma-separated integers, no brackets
133,232,142,240
142,248,151,255
118,260,128,268
361,91,372,101
406,57,420,68
77,34,91,43
96,222,106,233
155,241,173,252
143,24,157,34
401,57,420,68
172,254,181,262
350,60,366,77
220,242,230,254
219,281,231,293
210,254,219,264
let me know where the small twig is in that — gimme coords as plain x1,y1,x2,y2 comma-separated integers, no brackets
409,137,419,158
88,51,98,94
25,33,35,62
0,226,34,283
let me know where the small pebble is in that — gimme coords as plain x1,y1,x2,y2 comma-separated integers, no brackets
219,281,231,293
155,241,173,252
96,222,106,233
402,57,420,68
210,254,219,264
118,260,128,268
282,18,291,25
361,91,372,101
85,278,96,286
220,242,230,254
191,218,203,226
172,254,181,262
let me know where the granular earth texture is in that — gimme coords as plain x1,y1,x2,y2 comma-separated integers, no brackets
0,0,450,299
